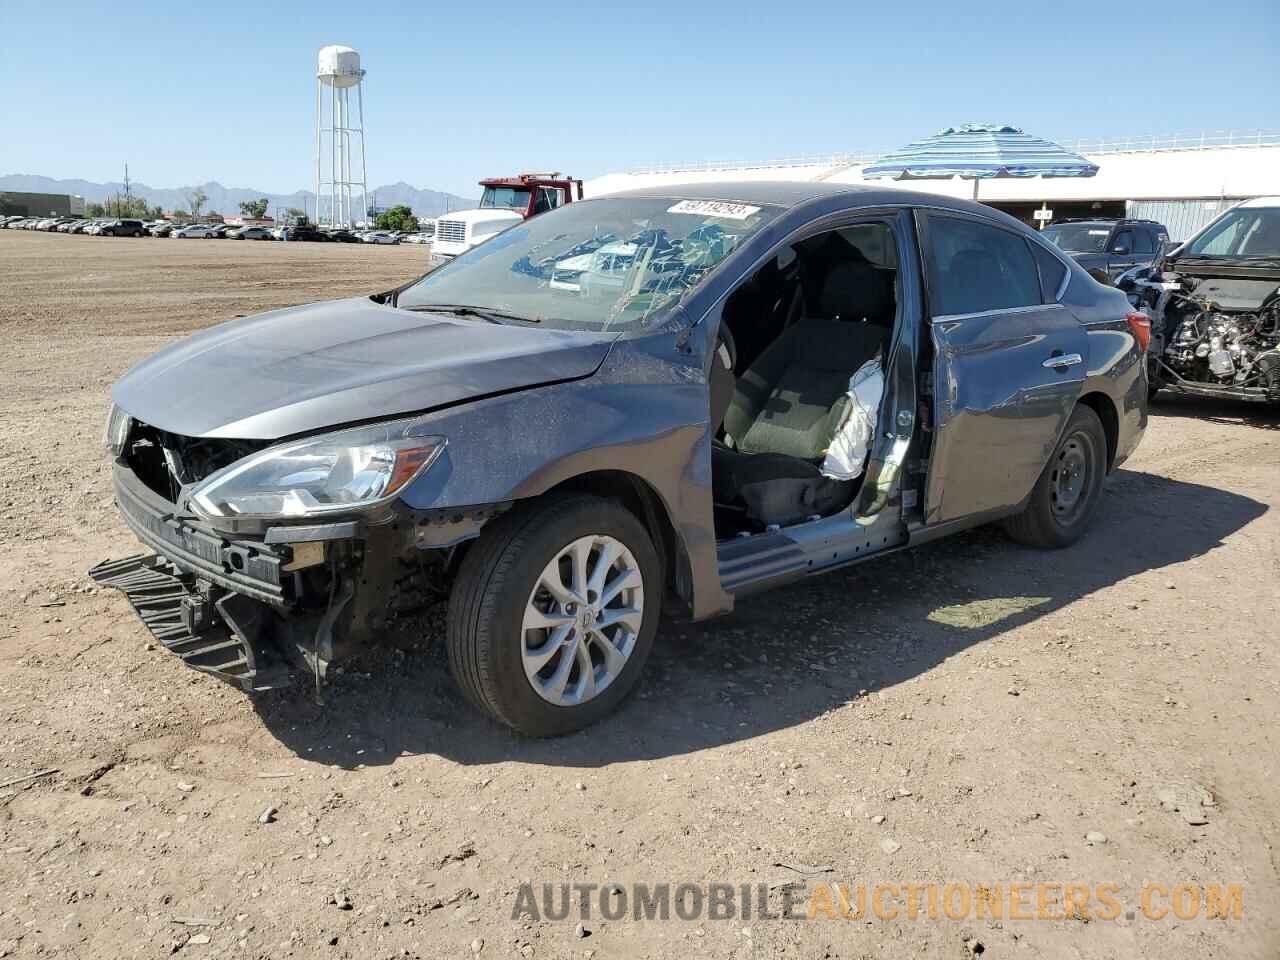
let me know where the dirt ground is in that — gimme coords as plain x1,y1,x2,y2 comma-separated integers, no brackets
0,231,1276,960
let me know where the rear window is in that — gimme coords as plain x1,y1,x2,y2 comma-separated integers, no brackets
925,215,1042,316
1030,243,1068,301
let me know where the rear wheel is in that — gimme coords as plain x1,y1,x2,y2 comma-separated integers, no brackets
447,495,661,736
1003,405,1107,548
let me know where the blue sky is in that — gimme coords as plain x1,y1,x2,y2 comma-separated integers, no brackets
3,0,1277,198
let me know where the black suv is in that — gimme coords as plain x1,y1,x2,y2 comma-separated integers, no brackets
1040,218,1169,279
100,219,147,238
283,222,328,242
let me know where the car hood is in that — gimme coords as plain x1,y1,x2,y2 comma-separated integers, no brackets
436,208,523,226
1067,252,1107,267
113,296,616,439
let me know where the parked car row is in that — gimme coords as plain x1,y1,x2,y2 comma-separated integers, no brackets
1,215,145,235
1,215,428,245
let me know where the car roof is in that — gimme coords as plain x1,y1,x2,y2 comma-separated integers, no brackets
1236,196,1280,209
600,180,1016,220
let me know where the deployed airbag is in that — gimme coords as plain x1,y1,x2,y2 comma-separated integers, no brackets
820,353,884,481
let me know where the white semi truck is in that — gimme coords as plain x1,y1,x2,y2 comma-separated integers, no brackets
426,172,583,262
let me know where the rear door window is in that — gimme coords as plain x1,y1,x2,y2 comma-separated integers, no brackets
924,215,1042,316
1030,243,1068,302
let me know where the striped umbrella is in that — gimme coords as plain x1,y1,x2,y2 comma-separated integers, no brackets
862,123,1098,199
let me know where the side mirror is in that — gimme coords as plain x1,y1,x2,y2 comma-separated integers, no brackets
1111,243,1130,256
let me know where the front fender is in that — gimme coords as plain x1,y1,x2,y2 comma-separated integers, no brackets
396,334,729,618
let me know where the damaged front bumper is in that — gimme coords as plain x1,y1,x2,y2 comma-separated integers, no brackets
91,464,363,693
89,553,296,691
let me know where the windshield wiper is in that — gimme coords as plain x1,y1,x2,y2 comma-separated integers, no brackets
402,303,541,324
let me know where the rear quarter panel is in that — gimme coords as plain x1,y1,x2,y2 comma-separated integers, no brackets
1061,270,1148,468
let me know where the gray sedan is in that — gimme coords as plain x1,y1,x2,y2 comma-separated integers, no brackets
94,182,1148,736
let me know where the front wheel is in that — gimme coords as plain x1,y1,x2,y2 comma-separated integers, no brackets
447,495,662,736
1003,405,1107,548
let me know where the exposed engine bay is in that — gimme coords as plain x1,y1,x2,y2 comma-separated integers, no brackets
1146,274,1280,402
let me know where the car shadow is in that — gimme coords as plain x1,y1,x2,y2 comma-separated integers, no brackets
1150,392,1280,430
253,468,1265,768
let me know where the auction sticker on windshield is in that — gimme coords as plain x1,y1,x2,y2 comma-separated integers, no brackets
667,200,762,221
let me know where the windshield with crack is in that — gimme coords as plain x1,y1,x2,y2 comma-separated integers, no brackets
397,197,781,331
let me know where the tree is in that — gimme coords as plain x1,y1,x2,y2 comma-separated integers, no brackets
284,207,308,225
86,202,106,218
239,197,269,219
374,205,416,232
188,187,208,219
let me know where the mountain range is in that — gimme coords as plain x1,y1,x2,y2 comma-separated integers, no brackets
0,174,475,218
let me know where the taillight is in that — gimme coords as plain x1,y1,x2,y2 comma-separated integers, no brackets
1126,312,1152,352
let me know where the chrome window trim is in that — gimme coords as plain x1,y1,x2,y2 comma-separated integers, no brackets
933,302,1068,323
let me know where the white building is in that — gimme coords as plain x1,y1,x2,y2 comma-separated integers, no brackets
586,131,1280,240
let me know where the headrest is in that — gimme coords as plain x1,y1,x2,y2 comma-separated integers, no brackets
818,261,894,322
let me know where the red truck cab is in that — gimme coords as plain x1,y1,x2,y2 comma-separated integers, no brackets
477,172,584,219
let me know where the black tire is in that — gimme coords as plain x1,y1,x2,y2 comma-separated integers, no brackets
447,495,662,737
1003,404,1107,549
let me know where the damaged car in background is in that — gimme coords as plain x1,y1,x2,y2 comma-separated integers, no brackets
93,183,1148,737
1134,196,1280,403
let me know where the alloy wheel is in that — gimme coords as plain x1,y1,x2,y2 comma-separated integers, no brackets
521,535,644,706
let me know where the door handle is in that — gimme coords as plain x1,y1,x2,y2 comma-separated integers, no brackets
1043,353,1083,369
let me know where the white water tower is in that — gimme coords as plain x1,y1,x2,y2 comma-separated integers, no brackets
315,45,368,228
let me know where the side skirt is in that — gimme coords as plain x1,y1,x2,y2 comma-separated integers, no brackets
717,510,909,597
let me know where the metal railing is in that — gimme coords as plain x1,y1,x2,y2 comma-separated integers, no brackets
626,152,881,175
624,130,1280,176
1057,129,1280,155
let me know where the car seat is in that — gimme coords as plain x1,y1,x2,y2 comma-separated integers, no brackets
713,261,895,527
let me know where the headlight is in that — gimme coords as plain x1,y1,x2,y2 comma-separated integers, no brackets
189,420,445,519
104,403,132,459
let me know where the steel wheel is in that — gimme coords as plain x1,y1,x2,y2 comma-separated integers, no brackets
1049,433,1092,525
521,535,643,706
1003,404,1107,549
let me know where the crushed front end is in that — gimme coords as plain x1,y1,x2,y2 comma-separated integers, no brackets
1139,261,1280,403
91,413,476,694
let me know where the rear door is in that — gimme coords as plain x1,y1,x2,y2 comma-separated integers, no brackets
917,211,1088,525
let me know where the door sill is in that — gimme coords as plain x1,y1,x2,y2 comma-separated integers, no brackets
717,510,907,596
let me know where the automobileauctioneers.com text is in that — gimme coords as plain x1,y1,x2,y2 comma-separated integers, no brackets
512,880,1244,923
